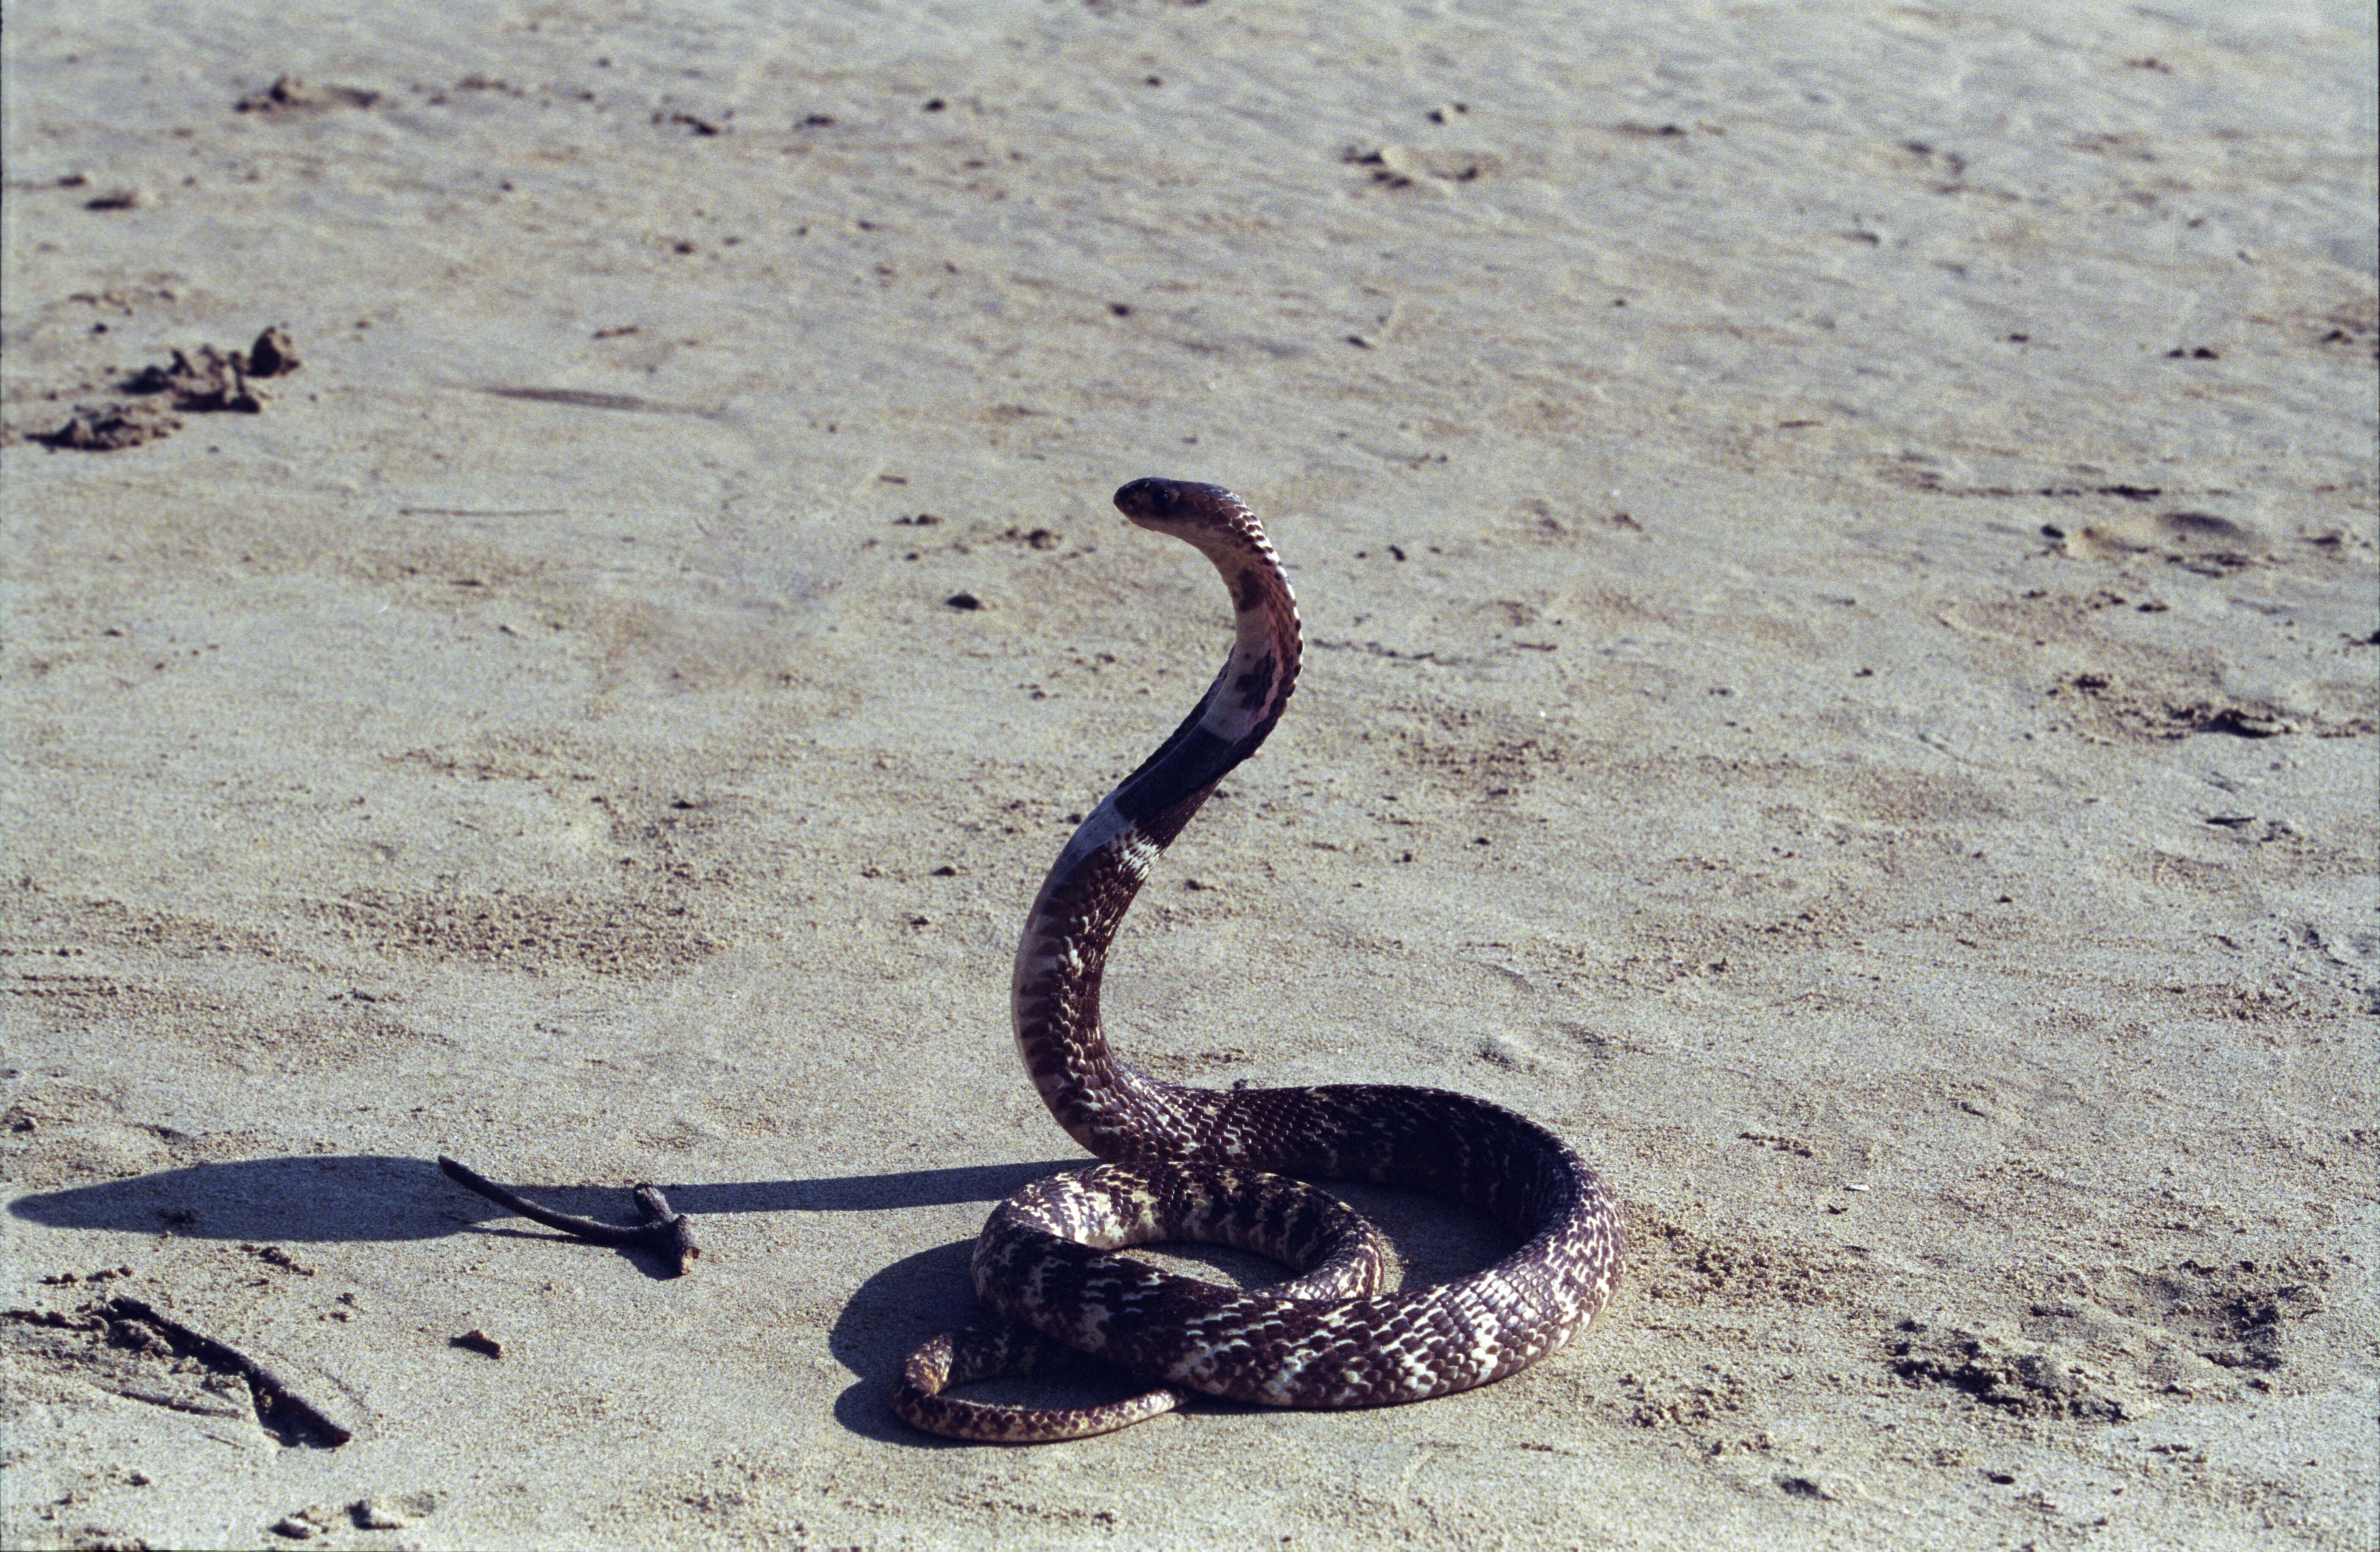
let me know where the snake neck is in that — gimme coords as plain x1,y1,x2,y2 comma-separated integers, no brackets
1011,481,1301,1161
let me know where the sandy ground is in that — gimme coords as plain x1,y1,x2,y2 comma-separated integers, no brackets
3,1,2374,1547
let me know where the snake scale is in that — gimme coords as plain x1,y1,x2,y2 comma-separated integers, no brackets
893,478,1622,1442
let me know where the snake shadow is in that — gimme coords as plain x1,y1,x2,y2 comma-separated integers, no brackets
3,1153,1084,1281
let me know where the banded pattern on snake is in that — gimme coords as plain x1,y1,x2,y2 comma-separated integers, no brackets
893,478,1622,1442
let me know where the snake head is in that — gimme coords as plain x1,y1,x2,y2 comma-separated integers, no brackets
1114,478,1241,535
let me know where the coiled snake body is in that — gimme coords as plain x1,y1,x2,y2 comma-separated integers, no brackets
894,478,1622,1442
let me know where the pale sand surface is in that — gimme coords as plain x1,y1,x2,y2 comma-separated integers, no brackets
3,2,2374,1547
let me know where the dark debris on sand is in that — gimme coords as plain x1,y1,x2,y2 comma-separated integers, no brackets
31,327,303,451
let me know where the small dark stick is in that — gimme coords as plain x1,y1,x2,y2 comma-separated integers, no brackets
436,1156,700,1275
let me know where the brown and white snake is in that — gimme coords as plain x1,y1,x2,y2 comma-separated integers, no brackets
892,478,1622,1442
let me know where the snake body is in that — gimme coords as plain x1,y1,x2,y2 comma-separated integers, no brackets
894,478,1622,1441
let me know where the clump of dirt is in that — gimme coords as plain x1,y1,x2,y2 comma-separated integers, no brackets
30,328,301,451
122,329,301,412
1614,1364,1752,1429
1885,1319,2136,1421
1881,1255,2334,1422
2047,670,2377,741
36,403,184,451
1627,1213,1851,1309
235,75,381,113
2089,1255,2332,1374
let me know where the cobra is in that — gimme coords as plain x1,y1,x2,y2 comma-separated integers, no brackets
893,478,1623,1442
